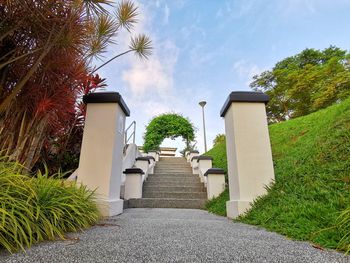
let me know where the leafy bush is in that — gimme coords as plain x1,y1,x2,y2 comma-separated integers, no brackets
251,46,350,123
212,134,225,147
0,158,99,253
205,98,350,251
143,113,195,152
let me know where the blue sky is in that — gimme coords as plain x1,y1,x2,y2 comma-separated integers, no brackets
96,0,350,154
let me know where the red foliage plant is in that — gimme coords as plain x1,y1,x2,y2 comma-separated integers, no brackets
0,0,150,172
0,1,107,170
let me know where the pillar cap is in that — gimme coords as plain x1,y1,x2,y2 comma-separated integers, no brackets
204,168,225,176
191,156,200,162
123,168,144,174
144,156,156,161
83,92,130,117
196,156,213,162
220,91,269,117
135,157,151,164
148,150,159,153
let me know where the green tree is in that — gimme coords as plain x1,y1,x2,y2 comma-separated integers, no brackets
213,134,225,147
143,113,195,153
251,46,350,122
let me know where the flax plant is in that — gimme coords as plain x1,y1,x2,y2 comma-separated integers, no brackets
0,158,99,253
0,0,152,170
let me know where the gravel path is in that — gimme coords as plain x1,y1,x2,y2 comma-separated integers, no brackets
1,208,349,263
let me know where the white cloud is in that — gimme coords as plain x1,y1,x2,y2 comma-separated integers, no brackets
163,4,170,25
122,39,179,97
232,60,266,87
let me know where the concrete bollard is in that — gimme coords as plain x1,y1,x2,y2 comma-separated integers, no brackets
123,168,144,200
197,156,213,183
220,91,275,219
191,156,200,174
187,150,199,162
148,150,159,162
144,156,156,174
78,92,130,217
204,168,226,199
135,157,150,180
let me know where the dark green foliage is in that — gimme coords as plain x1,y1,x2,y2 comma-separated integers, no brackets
205,98,350,251
205,188,229,217
0,159,99,253
213,134,225,147
205,139,228,176
251,46,350,122
143,113,195,153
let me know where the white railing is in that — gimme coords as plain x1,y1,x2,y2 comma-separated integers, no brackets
124,121,136,145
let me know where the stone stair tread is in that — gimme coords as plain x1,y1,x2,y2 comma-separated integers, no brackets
126,198,206,209
143,186,206,192
143,192,207,199
129,156,207,208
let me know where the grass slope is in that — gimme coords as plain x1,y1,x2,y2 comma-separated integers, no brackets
205,98,350,250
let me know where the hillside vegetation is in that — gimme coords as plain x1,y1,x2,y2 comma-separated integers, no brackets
205,98,350,251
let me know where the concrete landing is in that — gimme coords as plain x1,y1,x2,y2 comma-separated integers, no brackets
1,209,348,263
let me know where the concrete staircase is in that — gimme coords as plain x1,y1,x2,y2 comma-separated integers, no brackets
127,157,207,209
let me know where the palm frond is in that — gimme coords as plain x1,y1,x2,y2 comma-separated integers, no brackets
115,0,138,32
86,13,118,60
129,34,152,59
79,0,113,16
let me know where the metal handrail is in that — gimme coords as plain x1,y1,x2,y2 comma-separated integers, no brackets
124,121,136,145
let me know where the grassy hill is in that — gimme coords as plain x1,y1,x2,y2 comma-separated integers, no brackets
205,98,350,251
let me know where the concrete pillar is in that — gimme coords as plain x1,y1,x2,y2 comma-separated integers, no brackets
148,151,159,162
135,157,150,181
123,168,144,200
191,156,199,174
220,91,275,219
197,156,213,183
78,92,130,217
145,156,156,174
204,168,226,199
187,150,199,162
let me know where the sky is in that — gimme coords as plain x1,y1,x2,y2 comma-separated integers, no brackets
96,0,350,154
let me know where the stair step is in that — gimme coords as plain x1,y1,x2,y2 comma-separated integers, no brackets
144,181,203,187
154,170,192,174
143,191,207,199
146,177,200,183
149,173,196,177
126,198,206,209
143,186,206,193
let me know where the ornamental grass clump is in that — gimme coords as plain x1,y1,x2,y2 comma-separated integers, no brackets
337,207,350,253
0,159,99,253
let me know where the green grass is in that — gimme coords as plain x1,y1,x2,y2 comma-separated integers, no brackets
0,158,100,253
205,98,350,252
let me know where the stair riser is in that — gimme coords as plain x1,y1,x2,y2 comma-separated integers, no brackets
143,192,207,199
149,174,196,177
143,186,205,192
144,183,203,188
146,178,200,183
127,199,206,209
154,169,192,172
154,170,192,174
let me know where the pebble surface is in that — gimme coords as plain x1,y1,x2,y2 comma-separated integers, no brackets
1,208,349,263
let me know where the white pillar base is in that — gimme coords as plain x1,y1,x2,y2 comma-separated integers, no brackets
96,198,124,217
226,200,251,219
